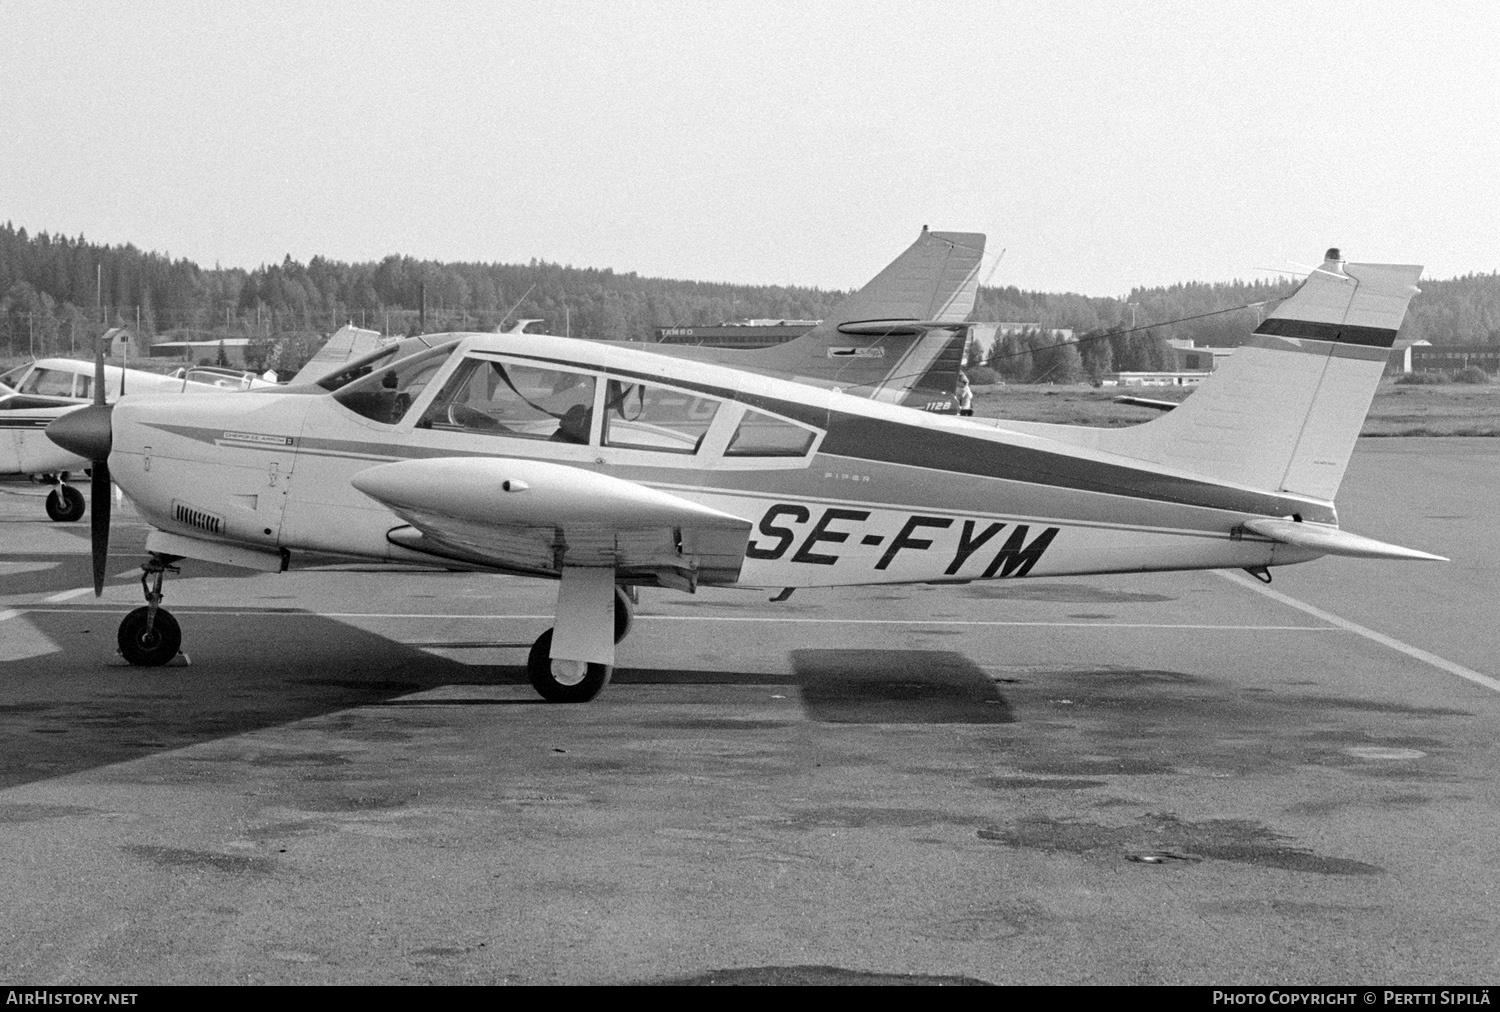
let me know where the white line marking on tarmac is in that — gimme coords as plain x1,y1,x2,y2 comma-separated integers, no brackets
15,606,1332,632
43,587,94,603
1216,569,1500,695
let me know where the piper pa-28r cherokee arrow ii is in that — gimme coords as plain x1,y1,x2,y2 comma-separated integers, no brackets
47,245,1443,703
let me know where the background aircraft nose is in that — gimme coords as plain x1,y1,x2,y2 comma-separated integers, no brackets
47,404,113,460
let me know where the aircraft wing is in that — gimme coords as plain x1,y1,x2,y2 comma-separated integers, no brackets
350,457,753,589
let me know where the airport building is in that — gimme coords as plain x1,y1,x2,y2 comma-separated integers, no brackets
148,337,254,367
1395,341,1500,375
1166,337,1234,372
1105,338,1232,386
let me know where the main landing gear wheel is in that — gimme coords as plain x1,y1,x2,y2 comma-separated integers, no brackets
117,606,182,666
45,485,86,522
614,586,633,644
527,628,611,704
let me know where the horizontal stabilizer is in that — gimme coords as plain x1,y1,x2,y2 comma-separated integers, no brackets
1241,518,1447,561
1112,395,1177,412
836,319,971,337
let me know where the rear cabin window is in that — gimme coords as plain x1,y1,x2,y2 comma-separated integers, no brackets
332,345,455,424
601,380,718,454
724,409,817,457
418,358,597,442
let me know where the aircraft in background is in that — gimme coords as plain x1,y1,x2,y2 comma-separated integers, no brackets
285,325,393,385
637,227,984,414
0,358,276,521
49,245,1443,703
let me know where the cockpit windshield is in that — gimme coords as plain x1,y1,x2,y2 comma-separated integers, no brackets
315,336,459,392
331,344,457,424
0,364,29,388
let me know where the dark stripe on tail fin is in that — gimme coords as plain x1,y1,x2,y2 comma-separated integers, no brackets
1254,318,1399,348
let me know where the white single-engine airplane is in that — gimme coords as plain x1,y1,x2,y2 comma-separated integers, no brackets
47,245,1442,702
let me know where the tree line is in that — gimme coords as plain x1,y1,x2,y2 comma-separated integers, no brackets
4,222,1497,373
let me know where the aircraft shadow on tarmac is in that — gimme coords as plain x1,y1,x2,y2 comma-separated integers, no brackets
1,551,258,597
616,649,1012,723
1,601,1013,789
788,649,1013,724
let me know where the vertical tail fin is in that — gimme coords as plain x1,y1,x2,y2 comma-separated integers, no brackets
1097,250,1422,501
289,325,391,385
646,229,985,410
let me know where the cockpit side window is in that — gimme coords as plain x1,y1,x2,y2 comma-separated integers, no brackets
601,380,718,454
724,409,817,457
331,345,456,424
417,357,597,442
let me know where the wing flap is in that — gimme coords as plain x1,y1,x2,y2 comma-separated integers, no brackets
1241,518,1447,562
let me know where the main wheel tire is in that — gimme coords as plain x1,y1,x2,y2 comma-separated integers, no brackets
614,586,633,644
46,486,86,522
118,606,182,667
527,628,610,703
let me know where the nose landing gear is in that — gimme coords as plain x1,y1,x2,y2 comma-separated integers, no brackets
44,476,86,522
118,555,183,667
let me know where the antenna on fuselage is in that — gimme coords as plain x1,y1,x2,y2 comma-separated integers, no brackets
496,284,537,333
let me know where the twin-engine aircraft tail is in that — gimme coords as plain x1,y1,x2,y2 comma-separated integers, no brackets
648,228,985,412
1096,250,1422,503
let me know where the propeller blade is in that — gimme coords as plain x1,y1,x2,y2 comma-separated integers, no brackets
85,335,110,596
90,457,111,597
94,333,106,407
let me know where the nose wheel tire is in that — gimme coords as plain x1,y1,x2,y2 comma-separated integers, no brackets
527,628,611,703
117,606,182,667
45,486,86,522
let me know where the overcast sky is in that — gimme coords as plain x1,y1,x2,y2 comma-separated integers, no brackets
4,1,1498,295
